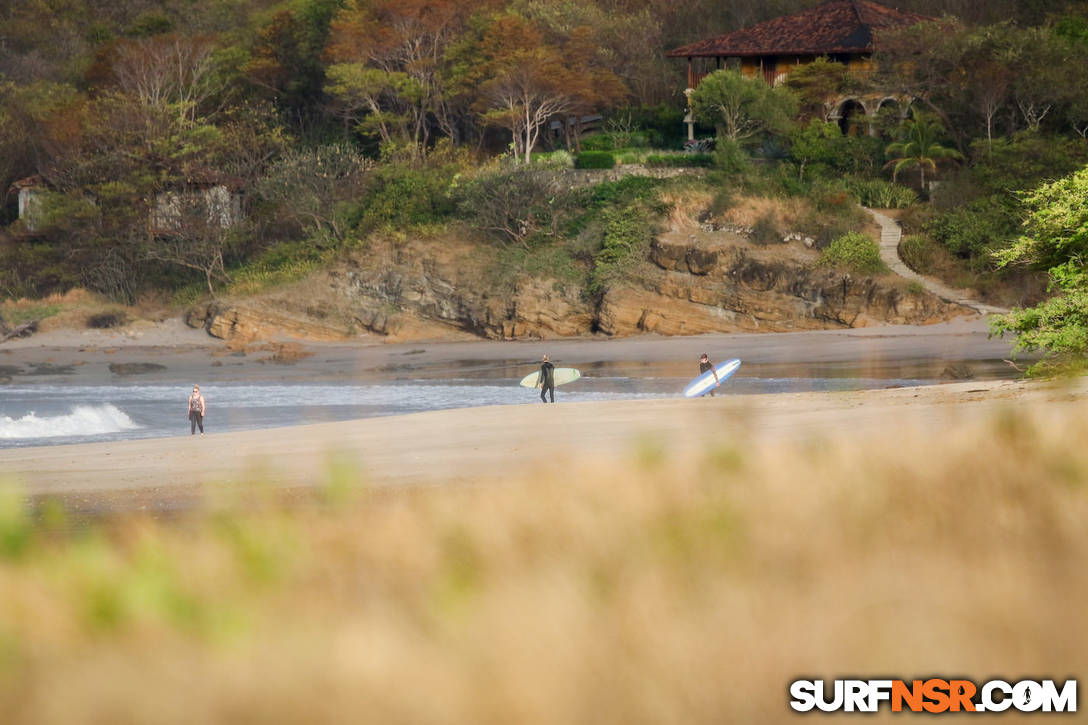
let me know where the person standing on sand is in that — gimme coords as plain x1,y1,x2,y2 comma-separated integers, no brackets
188,384,206,435
699,353,720,397
537,354,556,403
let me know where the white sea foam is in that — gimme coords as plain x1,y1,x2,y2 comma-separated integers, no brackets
0,404,141,440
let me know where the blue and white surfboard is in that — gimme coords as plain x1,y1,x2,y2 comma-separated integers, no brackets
682,359,741,398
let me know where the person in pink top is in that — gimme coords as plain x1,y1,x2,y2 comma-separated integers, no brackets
188,384,206,435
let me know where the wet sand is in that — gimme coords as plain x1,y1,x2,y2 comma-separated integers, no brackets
0,316,1024,386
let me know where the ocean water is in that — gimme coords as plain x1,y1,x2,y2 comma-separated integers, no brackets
0,370,955,449
2,348,1028,450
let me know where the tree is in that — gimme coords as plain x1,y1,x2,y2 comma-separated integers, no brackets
456,166,564,246
325,0,471,154
688,70,796,145
520,1,672,107
99,34,225,124
879,19,1082,148
146,193,236,296
784,57,849,122
475,15,584,164
883,115,963,192
1008,27,1069,132
788,119,841,182
243,0,345,123
991,166,1088,362
876,17,973,153
994,167,1088,271
253,144,372,245
958,27,1014,152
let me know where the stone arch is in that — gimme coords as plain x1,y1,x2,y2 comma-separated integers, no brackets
832,98,867,135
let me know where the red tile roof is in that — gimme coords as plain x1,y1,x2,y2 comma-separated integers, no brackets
666,0,933,58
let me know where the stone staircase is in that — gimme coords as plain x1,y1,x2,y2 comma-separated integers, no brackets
867,209,1009,316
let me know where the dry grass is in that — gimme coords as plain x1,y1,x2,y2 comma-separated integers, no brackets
1,404,1086,723
716,195,810,230
658,189,714,231
1,288,173,332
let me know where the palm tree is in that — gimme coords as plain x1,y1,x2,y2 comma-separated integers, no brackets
884,115,963,192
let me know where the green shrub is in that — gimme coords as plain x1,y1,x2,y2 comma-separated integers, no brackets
611,105,687,148
589,204,654,294
354,163,456,232
584,176,662,208
580,134,615,151
842,177,918,209
580,131,652,152
457,167,564,246
531,150,574,169
898,234,939,274
819,232,887,275
905,280,926,295
644,154,713,168
228,241,325,295
575,151,616,169
711,139,750,176
831,134,885,176
925,195,1019,259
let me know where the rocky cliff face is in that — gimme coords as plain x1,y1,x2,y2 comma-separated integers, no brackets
597,236,964,335
329,241,593,339
188,233,966,342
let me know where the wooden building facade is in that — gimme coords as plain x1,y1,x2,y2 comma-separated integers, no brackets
665,0,932,138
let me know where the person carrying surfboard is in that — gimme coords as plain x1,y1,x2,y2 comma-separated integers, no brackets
699,353,720,397
538,354,556,403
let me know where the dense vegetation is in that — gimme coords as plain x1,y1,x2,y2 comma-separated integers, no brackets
1,0,1088,359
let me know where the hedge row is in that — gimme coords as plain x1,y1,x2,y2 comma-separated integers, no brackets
575,151,616,169
644,153,714,168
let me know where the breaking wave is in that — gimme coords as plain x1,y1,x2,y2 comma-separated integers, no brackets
0,404,141,440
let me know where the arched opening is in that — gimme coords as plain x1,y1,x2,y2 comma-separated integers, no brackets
836,99,866,136
874,98,901,137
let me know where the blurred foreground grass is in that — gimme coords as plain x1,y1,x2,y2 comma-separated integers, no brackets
0,404,1086,723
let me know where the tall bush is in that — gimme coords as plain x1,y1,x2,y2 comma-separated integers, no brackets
818,232,888,275
457,167,564,247
575,151,616,169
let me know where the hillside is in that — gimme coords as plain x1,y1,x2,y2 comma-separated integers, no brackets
176,183,967,345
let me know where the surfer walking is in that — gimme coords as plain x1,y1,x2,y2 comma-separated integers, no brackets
699,353,720,397
188,384,206,435
538,354,556,403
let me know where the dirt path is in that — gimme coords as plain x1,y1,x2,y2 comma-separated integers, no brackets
867,209,1008,315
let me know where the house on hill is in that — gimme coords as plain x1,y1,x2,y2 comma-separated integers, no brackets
666,0,933,138
8,176,47,233
150,174,244,237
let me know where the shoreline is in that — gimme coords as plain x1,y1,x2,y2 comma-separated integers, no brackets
0,315,1024,387
2,376,1081,512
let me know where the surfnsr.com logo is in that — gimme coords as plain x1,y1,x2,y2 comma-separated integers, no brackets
789,679,1077,713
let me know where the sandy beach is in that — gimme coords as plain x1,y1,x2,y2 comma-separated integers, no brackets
3,372,1082,511
1,312,1057,511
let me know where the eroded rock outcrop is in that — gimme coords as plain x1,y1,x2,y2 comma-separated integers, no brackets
186,303,351,342
189,231,967,342
325,241,593,340
595,237,962,335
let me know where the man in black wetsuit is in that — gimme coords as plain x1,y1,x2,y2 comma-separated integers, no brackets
699,353,720,397
538,354,556,403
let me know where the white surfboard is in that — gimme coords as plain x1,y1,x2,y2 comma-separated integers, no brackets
520,367,581,388
682,359,741,398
